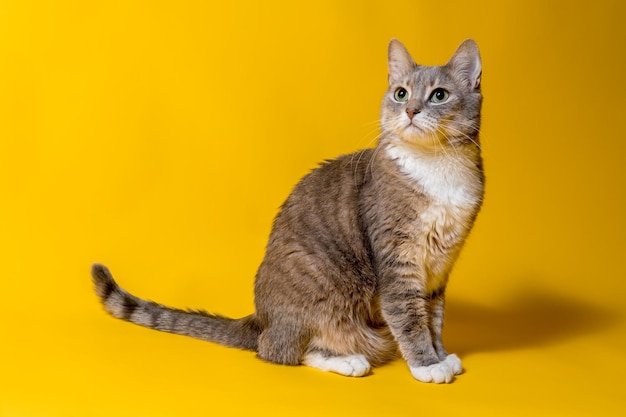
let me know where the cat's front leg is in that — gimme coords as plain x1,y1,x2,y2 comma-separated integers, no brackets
427,289,464,379
428,289,449,360
379,279,459,383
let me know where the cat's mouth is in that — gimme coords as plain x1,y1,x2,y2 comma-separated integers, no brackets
395,119,445,151
407,120,425,132
403,120,434,140
383,117,441,149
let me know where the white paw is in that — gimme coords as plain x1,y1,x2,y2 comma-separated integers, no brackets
444,353,463,375
304,353,371,377
410,354,463,384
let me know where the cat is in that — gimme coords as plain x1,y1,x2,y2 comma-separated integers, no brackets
91,38,484,384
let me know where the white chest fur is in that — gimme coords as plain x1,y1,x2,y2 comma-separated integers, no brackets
385,144,482,209
386,144,483,284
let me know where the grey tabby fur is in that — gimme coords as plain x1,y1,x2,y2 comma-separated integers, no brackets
92,38,484,383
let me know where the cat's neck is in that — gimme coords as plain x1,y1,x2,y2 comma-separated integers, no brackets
382,142,483,208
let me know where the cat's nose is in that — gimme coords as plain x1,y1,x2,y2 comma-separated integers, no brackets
406,107,420,120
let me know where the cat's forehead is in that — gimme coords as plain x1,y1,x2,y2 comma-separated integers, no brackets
398,65,453,88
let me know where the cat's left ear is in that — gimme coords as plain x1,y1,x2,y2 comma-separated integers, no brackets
447,39,482,90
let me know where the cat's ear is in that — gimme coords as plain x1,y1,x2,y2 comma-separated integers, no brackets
388,39,416,83
447,39,482,90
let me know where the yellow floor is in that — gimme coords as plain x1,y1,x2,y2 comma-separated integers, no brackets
2,1,625,416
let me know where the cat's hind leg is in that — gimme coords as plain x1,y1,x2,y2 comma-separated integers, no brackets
302,350,371,377
256,323,309,366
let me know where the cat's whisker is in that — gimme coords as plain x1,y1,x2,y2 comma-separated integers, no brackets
442,120,479,136
443,119,482,138
450,120,489,147
356,121,384,146
362,128,384,148
351,149,367,184
442,133,460,158
366,141,384,181
440,123,481,150
351,131,385,185
430,129,452,159
352,148,370,184
361,119,383,129
444,118,480,130
424,121,457,159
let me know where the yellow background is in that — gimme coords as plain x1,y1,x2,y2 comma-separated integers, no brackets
1,0,625,416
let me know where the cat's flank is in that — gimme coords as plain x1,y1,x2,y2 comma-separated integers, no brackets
92,39,484,383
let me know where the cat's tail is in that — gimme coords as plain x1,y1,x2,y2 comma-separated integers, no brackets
91,264,262,352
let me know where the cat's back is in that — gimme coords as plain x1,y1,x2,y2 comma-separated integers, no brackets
265,146,428,252
255,148,379,299
276,148,376,222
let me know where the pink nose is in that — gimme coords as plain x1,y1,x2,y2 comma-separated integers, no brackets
406,108,420,120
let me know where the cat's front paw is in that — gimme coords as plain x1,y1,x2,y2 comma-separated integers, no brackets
444,353,463,375
409,354,463,384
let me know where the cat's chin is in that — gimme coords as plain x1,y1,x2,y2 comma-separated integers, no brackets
393,132,443,154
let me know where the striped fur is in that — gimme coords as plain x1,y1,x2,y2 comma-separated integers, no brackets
91,39,484,383
92,264,261,351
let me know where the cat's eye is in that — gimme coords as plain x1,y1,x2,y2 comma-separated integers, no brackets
394,87,409,102
429,88,449,104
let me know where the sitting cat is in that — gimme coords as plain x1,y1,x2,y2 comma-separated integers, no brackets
92,38,484,383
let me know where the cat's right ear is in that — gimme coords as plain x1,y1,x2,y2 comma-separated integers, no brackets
388,39,416,84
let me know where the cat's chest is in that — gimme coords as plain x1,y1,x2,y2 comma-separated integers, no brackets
385,144,483,275
385,144,483,210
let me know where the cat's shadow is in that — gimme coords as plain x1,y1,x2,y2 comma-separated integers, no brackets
444,286,620,355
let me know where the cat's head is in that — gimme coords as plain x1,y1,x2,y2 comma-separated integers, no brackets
380,39,482,152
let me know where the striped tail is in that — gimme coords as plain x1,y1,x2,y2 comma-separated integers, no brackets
91,264,261,351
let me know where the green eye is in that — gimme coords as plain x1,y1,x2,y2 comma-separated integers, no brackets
429,88,449,104
394,87,409,102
